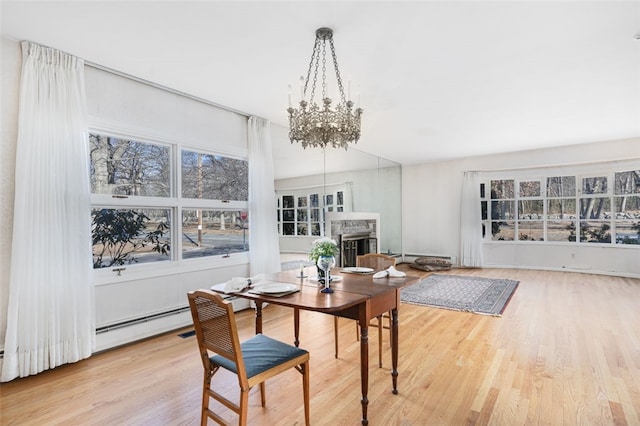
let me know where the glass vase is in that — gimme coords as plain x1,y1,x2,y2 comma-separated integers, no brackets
317,255,336,293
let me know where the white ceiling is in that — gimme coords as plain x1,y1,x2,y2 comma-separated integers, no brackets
2,1,640,169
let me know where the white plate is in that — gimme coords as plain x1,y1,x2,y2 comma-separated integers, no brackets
342,267,374,273
253,283,298,294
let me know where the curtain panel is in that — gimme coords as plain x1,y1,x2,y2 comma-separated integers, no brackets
2,42,94,382
460,171,484,268
248,117,281,275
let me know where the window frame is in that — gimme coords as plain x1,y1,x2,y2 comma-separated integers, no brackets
481,166,640,248
89,125,249,283
276,185,348,237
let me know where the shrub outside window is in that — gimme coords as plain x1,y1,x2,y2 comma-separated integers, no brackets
91,207,171,268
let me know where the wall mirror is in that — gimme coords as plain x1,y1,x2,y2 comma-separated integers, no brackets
271,124,402,257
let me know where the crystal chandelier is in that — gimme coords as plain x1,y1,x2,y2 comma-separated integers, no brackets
287,27,363,150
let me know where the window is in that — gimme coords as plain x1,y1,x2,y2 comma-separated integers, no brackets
579,176,611,243
181,150,248,201
90,132,248,269
90,134,170,197
181,209,248,259
181,149,249,259
490,179,515,240
482,168,640,246
517,180,543,241
613,170,640,245
277,187,346,236
546,176,576,241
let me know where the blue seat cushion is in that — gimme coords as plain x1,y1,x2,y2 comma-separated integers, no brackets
210,334,308,379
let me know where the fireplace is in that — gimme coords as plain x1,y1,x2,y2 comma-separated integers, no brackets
326,212,380,267
338,232,377,267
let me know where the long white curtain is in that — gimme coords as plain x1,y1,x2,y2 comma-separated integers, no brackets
248,117,281,275
2,42,94,382
460,171,484,267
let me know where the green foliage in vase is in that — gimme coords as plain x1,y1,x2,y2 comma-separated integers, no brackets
309,237,339,262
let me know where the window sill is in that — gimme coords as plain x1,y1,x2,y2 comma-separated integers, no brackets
93,252,250,286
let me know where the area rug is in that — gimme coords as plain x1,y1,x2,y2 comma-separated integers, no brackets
400,274,519,316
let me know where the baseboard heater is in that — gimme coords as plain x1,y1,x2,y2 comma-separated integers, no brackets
96,306,191,334
0,307,192,359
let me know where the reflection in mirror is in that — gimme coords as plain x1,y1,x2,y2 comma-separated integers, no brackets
272,125,401,258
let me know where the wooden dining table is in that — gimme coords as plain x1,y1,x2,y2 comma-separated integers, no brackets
225,267,420,425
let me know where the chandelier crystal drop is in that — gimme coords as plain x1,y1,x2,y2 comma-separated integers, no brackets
287,27,363,150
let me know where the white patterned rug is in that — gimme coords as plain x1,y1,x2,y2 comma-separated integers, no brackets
400,274,519,316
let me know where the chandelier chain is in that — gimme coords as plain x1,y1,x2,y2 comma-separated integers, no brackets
321,40,327,99
329,39,347,104
303,39,318,100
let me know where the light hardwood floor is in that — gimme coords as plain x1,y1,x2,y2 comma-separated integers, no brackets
2,267,639,425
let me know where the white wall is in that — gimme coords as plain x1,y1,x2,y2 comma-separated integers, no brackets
85,66,247,157
402,138,640,277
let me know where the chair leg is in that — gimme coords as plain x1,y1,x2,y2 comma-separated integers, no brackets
334,316,339,358
259,381,266,406
377,315,383,368
387,311,393,350
202,371,212,426
302,360,311,426
239,388,250,426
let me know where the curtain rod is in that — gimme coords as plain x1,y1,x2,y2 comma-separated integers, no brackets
85,61,253,119
18,39,256,119
466,155,640,174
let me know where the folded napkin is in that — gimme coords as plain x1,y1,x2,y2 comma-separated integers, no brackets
222,273,268,293
373,270,389,279
372,266,407,279
224,277,251,293
388,266,406,278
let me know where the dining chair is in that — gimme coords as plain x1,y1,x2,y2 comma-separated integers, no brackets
333,253,396,368
188,289,310,426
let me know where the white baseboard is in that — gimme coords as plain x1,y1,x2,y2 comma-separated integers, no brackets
483,263,640,279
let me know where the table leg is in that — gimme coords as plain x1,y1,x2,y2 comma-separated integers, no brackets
359,307,370,425
391,307,399,394
294,307,300,347
254,301,263,335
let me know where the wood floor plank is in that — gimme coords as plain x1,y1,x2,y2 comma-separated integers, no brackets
1,268,640,425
